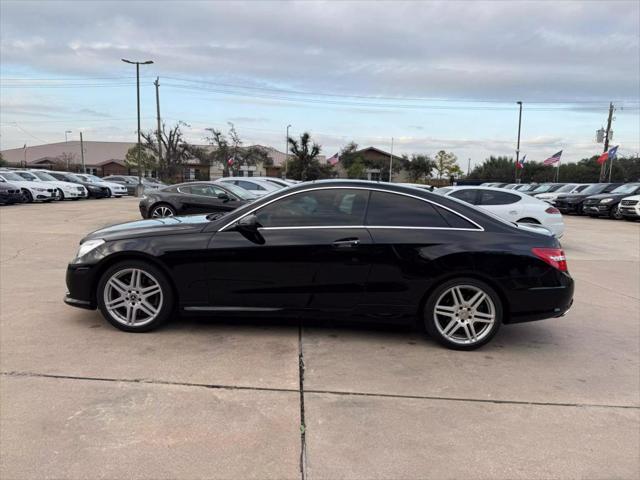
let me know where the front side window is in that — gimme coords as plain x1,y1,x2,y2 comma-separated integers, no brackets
478,190,520,205
256,189,368,227
16,172,39,181
366,191,449,228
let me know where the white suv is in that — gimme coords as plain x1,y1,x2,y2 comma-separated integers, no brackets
619,195,640,221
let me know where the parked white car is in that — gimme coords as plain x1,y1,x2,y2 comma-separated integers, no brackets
14,170,88,200
250,176,298,188
437,186,565,237
75,173,128,197
0,170,57,202
619,194,640,221
216,177,282,196
534,183,590,203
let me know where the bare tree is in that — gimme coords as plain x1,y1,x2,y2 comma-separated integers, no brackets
142,122,193,181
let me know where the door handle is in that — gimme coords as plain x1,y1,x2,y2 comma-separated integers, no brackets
332,238,360,249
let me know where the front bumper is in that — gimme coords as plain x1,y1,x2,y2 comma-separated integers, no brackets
0,192,24,204
583,203,612,216
555,201,581,214
65,264,98,309
620,206,640,219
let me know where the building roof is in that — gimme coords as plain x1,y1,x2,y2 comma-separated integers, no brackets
0,140,307,167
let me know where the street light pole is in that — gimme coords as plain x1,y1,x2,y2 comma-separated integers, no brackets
122,58,154,196
65,130,72,143
515,101,523,182
284,124,291,178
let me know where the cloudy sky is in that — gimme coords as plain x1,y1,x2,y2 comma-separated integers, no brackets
1,0,639,166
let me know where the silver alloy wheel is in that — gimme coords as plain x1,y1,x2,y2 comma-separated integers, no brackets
152,206,174,218
103,268,163,327
433,284,496,345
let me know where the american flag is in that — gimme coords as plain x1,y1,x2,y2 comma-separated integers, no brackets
543,150,562,166
327,152,340,166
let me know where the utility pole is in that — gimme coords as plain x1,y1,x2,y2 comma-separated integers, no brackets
515,101,523,182
80,132,85,173
388,137,394,182
154,77,162,175
467,158,471,177
600,102,614,182
284,124,291,178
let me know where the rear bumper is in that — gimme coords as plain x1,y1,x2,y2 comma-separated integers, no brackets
506,274,574,324
0,192,24,204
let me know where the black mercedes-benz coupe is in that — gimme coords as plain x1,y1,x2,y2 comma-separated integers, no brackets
65,180,573,350
139,181,258,218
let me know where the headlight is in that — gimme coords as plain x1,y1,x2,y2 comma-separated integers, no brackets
600,198,614,204
75,239,105,260
33,187,47,192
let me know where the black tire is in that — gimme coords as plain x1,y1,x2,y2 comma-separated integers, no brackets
22,189,33,203
150,203,177,218
106,188,113,198
58,189,65,200
424,277,503,350
96,260,175,332
610,205,623,220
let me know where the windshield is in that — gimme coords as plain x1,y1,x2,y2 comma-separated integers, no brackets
66,173,84,182
574,184,591,192
83,174,103,182
220,182,259,200
0,172,23,181
556,184,578,193
580,184,607,195
32,171,58,181
612,184,640,194
531,184,552,193
437,187,453,194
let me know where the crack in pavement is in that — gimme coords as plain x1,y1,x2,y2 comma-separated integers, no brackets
298,321,307,480
3,370,638,410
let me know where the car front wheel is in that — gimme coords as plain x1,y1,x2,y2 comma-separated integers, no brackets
424,278,502,350
97,261,174,332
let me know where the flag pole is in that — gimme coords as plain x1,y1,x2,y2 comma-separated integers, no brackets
515,101,522,182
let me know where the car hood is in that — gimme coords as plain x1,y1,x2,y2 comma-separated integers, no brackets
92,180,126,189
585,193,629,201
41,180,85,191
84,214,210,242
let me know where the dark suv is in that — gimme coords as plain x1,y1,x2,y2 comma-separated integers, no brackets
555,183,623,215
582,183,640,219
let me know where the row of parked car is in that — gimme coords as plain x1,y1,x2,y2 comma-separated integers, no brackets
481,181,640,221
0,169,165,204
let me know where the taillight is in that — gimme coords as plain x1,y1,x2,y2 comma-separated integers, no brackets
532,247,568,272
545,206,561,214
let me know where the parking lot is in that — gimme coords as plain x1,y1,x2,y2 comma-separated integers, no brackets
1,197,638,479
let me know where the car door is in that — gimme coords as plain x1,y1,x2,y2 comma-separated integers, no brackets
203,187,373,312
361,190,482,320
178,183,236,214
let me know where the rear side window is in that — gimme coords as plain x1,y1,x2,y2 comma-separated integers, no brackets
366,192,449,228
478,190,520,205
237,180,264,191
449,189,479,205
433,206,478,229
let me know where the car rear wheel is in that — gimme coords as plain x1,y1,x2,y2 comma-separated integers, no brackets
150,203,176,218
610,206,623,220
97,261,174,332
424,278,502,350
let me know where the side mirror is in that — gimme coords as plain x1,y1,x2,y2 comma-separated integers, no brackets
217,192,231,202
235,214,259,232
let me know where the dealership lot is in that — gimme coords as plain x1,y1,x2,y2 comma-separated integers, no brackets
1,198,638,479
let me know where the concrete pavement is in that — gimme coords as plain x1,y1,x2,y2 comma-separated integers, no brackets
1,198,638,479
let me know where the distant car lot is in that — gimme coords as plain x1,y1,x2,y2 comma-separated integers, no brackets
0,197,638,478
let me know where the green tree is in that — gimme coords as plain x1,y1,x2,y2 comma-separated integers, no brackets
0,152,6,167
287,132,329,180
124,144,156,172
433,150,460,179
347,159,366,179
406,154,435,182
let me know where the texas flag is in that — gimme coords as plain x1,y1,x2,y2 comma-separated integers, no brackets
227,157,235,166
543,150,562,166
516,154,526,169
327,152,340,166
597,145,618,165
